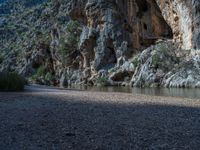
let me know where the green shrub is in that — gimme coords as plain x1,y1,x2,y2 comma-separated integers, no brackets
45,72,53,81
30,66,46,81
59,35,79,64
0,72,25,91
0,54,3,64
36,66,46,77
58,20,82,64
66,20,82,33
132,57,139,67
152,54,160,66
97,76,109,86
158,43,168,52
30,66,55,85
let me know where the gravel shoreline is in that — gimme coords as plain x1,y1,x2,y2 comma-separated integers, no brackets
0,86,200,149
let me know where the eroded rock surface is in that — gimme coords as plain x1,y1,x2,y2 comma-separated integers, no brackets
70,0,172,71
156,0,200,50
0,0,200,88
163,52,200,88
131,41,180,87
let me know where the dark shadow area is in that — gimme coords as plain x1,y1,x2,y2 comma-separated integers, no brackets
0,92,200,149
136,0,173,48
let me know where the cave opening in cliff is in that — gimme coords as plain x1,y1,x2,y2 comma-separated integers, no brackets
143,23,147,30
136,0,173,48
136,0,149,18
153,1,173,39
106,39,117,66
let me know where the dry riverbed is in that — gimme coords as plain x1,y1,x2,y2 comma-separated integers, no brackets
0,85,200,150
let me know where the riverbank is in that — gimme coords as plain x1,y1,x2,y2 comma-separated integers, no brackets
0,85,200,149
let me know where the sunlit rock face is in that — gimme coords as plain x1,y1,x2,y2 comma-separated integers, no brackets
68,0,172,70
192,0,200,50
156,0,200,50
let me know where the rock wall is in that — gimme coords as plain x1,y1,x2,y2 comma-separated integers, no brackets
67,0,172,71
1,0,200,88
63,0,200,87
192,0,200,49
156,0,200,50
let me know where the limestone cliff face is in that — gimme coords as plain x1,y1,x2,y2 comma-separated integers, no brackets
1,0,200,88
67,0,172,71
156,0,200,50
66,0,200,70
64,0,200,87
68,0,200,51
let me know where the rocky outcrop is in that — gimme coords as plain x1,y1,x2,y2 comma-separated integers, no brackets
163,51,200,88
131,41,179,87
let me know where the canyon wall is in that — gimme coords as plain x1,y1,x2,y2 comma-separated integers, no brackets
1,0,200,88
67,0,172,71
64,0,200,87
68,0,200,52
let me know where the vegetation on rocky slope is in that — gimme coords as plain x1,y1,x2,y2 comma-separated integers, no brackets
0,0,83,85
59,20,82,65
0,0,200,88
0,72,25,91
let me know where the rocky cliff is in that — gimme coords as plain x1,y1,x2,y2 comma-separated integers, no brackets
156,0,200,50
0,0,200,88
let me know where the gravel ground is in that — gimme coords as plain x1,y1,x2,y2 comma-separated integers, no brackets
0,85,200,150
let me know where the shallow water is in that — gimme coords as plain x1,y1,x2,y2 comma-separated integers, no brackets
72,86,200,99
27,84,200,99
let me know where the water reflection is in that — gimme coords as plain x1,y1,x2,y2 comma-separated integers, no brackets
70,86,200,99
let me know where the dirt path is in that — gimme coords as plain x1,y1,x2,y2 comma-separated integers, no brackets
0,85,200,150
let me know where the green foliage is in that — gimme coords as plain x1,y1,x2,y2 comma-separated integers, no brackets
45,72,53,81
59,38,69,63
0,72,25,91
30,66,46,80
65,21,81,48
152,54,160,67
36,66,46,77
158,43,168,53
152,42,169,67
66,35,79,46
66,20,82,33
41,1,50,7
30,66,54,85
97,76,109,86
39,33,51,52
59,36,79,56
57,15,68,24
132,57,139,67
0,54,3,64
59,20,81,64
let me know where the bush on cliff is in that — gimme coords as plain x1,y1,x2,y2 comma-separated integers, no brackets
36,65,46,77
0,54,3,64
30,66,55,85
97,76,109,86
0,72,25,91
59,20,82,64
